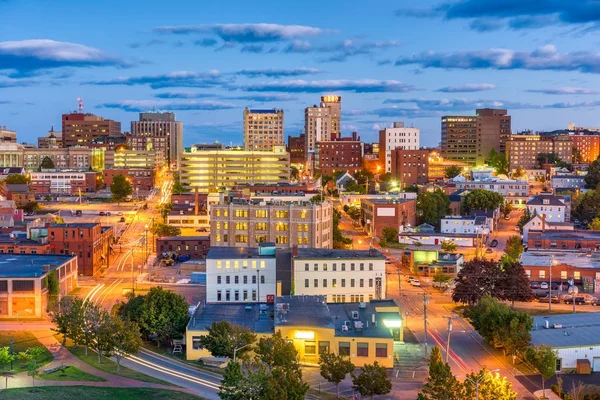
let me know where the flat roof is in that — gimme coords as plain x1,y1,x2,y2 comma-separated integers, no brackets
362,198,413,205
520,250,600,268
158,236,210,241
0,234,46,247
531,313,600,348
207,246,276,259
50,223,98,229
295,248,384,259
188,303,275,334
529,230,600,240
0,254,74,278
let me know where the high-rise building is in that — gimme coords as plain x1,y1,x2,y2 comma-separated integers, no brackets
243,108,284,152
506,134,572,170
130,111,183,168
441,109,511,166
304,95,342,161
571,134,600,163
378,122,420,173
315,132,363,177
38,127,62,148
0,127,17,143
62,113,121,148
287,133,306,165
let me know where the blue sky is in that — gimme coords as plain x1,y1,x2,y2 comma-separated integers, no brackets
2,0,600,147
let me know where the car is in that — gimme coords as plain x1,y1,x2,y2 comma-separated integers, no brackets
538,296,559,304
486,248,493,254
385,258,393,264
117,212,123,216
540,282,549,290
563,296,587,305
99,211,106,216
196,228,207,232
551,283,563,291
407,276,415,283
530,281,540,289
591,297,600,306
490,239,498,248
504,215,510,220
410,279,421,287
119,217,126,223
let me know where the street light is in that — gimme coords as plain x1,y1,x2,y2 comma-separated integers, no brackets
445,318,466,363
549,256,558,311
233,343,252,363
144,224,149,266
461,368,500,400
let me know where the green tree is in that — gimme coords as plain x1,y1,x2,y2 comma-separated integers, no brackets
381,226,398,243
290,166,299,181
419,346,464,400
452,259,504,304
85,303,110,364
500,203,513,218
157,202,173,223
463,367,517,400
537,152,561,168
319,352,355,399
45,270,59,312
590,217,600,231
219,361,268,400
310,194,324,204
352,361,392,400
345,182,367,194
39,156,55,170
512,168,526,179
4,174,27,184
440,240,457,253
486,149,509,175
573,186,600,221
517,209,535,231
20,202,40,214
586,156,600,188
0,347,14,372
354,169,374,184
503,235,524,263
462,189,505,214
52,296,85,347
153,223,181,237
346,207,361,221
198,321,256,359
525,345,557,399
333,209,352,249
444,165,462,180
110,174,133,203
24,358,39,386
379,172,393,183
572,147,584,164
104,317,142,372
498,261,534,306
416,189,451,227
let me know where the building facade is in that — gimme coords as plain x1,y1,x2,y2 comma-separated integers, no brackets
243,108,284,152
287,133,306,165
130,112,183,168
30,171,99,195
0,143,24,168
37,127,62,149
210,200,333,249
103,168,155,193
104,149,162,169
361,198,417,238
23,147,104,172
526,194,567,223
506,134,572,170
157,236,210,259
292,248,386,303
379,122,420,173
572,134,600,163
389,148,429,186
315,132,363,177
62,113,121,148
0,127,17,143
305,96,342,160
454,179,529,204
180,144,290,192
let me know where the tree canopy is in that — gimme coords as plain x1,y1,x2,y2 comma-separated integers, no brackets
416,189,450,227
463,367,517,400
4,174,27,184
352,361,392,399
440,240,457,253
110,174,133,202
39,156,55,170
487,149,509,175
586,156,600,188
319,352,355,399
419,346,464,400
444,165,462,180
503,236,524,263
153,223,181,237
462,189,504,214
525,345,557,399
199,321,256,359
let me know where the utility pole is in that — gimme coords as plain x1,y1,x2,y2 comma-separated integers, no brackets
443,315,454,363
422,292,430,357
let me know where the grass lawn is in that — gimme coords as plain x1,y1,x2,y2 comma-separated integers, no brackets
0,331,53,372
0,386,202,400
38,366,106,382
56,335,175,386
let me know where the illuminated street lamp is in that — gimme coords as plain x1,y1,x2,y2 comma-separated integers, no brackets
460,369,500,400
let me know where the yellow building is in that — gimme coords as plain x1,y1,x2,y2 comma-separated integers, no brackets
105,149,163,169
186,296,402,368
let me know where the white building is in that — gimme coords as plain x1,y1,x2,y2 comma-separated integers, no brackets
292,248,386,303
398,233,477,247
441,215,489,235
551,175,586,191
379,122,420,173
522,215,574,244
340,192,418,207
454,178,529,207
205,244,277,303
526,194,567,223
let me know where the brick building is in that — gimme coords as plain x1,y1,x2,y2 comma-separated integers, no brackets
48,223,113,276
571,134,600,163
287,133,306,165
103,169,155,192
232,183,309,195
156,236,210,259
29,171,99,195
315,132,363,177
62,113,121,148
360,198,417,239
527,231,600,251
390,148,430,187
0,184,35,208
0,234,50,254
520,250,600,289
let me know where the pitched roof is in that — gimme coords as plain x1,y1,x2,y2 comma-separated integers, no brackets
527,195,565,207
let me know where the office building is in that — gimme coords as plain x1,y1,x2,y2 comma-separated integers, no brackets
287,133,306,165
29,171,99,195
243,108,284,152
37,127,62,148
361,198,417,238
441,109,511,166
210,198,333,249
180,144,290,192
23,147,105,172
315,132,363,177
379,122,420,173
130,111,183,168
292,248,386,303
62,112,121,148
390,148,429,186
304,95,342,160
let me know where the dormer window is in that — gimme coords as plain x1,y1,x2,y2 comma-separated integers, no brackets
543,199,549,205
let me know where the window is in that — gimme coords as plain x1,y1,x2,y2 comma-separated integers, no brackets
539,270,545,279
305,341,316,355
357,343,368,357
235,235,248,243
376,343,388,358
276,236,289,244
276,210,289,218
255,210,268,218
226,261,231,269
339,342,350,356
234,276,239,284
369,279,373,287
351,263,355,271
323,279,327,288
318,341,330,354
260,275,265,284
276,223,288,231
217,276,222,284
341,279,346,288
323,263,327,271
360,279,364,288
314,279,318,288
332,279,337,288
305,279,309,288
575,271,581,280
243,290,248,301
216,290,222,301
255,222,267,231
252,290,257,301
314,263,318,271
252,275,257,284
235,222,248,230
243,275,248,284
351,279,355,287
360,263,364,271
234,291,239,301
225,290,231,301
226,276,230,284
369,263,373,271
305,263,309,271
235,210,248,218
192,336,203,349
333,263,337,271
341,263,346,271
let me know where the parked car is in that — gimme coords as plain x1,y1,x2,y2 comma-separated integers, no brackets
563,296,587,305
119,217,126,223
551,283,564,291
117,212,123,216
410,279,421,287
385,258,393,264
407,276,415,283
591,297,600,306
196,228,207,232
490,240,498,248
530,281,540,289
486,248,493,254
75,210,82,216
538,295,559,304
99,211,106,216
540,282,549,290
106,212,111,216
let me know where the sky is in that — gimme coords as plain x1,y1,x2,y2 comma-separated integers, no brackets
2,0,600,148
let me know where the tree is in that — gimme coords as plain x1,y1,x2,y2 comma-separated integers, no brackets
24,358,39,386
0,347,14,372
346,207,361,221
498,261,534,306
319,352,355,399
503,236,524,263
45,270,59,312
39,156,55,170
500,203,513,218
219,361,268,400
462,189,504,214
52,296,83,346
352,361,392,400
4,174,27,184
199,321,256,359
381,227,398,243
440,240,457,253
417,189,451,227
84,303,110,363
463,367,517,400
419,347,464,400
332,210,352,249
310,194,324,204
345,182,366,194
110,174,133,203
537,152,561,168
171,172,187,195
452,259,504,304
572,186,600,221
290,166,299,181
586,156,600,188
590,217,600,231
487,149,509,175
379,172,393,183
105,317,142,372
20,202,40,214
512,168,526,179
525,345,557,399
354,169,374,184
517,209,535,231
153,223,181,237
444,165,462,180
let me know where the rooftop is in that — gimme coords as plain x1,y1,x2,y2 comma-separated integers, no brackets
442,215,487,225
362,198,414,205
295,248,384,260
0,234,46,246
187,303,275,334
527,195,566,207
158,235,210,241
520,250,600,269
531,313,600,348
529,230,600,240
0,254,75,278
207,245,276,260
248,109,281,114
50,223,99,229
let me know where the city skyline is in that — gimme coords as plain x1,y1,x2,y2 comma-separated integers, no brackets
3,0,600,147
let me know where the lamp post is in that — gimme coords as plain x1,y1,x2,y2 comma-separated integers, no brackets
233,343,252,363
568,280,578,314
549,256,558,311
462,369,500,400
144,224,149,266
444,316,466,363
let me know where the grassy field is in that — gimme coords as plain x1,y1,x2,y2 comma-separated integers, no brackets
57,335,174,386
0,386,201,400
38,366,106,382
0,331,53,373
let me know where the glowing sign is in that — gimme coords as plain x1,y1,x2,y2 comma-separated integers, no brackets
321,95,341,103
383,319,402,328
294,331,315,339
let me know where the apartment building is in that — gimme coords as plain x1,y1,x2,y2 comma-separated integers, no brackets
305,96,342,159
361,198,417,239
571,134,600,163
210,199,333,249
287,133,306,165
29,171,99,195
315,132,363,177
292,248,386,303
526,194,567,223
506,134,572,170
389,148,429,186
243,108,284,152
379,122,420,173
129,112,183,168
62,113,121,148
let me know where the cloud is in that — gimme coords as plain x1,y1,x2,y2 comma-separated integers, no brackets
0,78,38,88
240,44,266,53
98,99,236,113
194,38,218,47
153,92,216,99
283,39,400,62
86,70,225,89
284,40,312,53
526,87,600,95
0,39,128,76
128,39,166,49
469,19,505,32
437,83,496,93
228,94,299,102
240,79,416,93
395,45,600,74
153,92,298,102
154,23,332,43
236,67,321,78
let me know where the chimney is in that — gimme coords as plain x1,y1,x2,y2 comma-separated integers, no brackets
194,187,199,216
292,244,298,257
542,214,546,232
352,131,357,141
247,251,252,258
